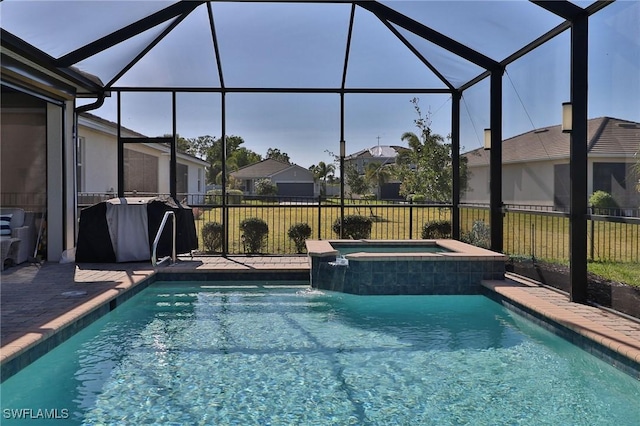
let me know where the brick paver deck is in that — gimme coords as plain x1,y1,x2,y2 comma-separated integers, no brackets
1,257,639,379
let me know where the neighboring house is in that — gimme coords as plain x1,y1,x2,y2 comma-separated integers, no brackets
462,117,640,212
344,145,408,199
77,113,209,205
230,158,317,197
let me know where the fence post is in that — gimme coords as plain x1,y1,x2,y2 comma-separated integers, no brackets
409,199,413,239
317,195,322,239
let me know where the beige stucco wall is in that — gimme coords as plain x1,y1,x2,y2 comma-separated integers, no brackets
463,157,640,208
78,118,206,198
80,126,118,193
464,160,565,207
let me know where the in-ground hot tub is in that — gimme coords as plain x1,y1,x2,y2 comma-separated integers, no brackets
306,239,508,295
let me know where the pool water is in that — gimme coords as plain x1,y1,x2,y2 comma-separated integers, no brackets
332,243,449,255
2,282,639,425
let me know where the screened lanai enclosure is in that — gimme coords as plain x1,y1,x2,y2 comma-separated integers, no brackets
1,1,639,302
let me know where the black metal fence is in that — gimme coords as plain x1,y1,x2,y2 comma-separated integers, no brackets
460,204,639,263
76,193,639,263
190,197,451,254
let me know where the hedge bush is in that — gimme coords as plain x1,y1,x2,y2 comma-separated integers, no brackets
205,189,243,205
461,220,490,248
332,215,372,239
255,178,278,197
421,220,451,239
201,222,223,253
240,217,269,253
287,222,312,253
408,194,426,203
589,190,618,214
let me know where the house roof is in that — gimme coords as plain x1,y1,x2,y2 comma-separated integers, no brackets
345,145,408,161
78,112,209,167
463,117,640,167
79,112,147,138
230,158,312,179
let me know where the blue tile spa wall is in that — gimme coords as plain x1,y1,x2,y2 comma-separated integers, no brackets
311,256,505,295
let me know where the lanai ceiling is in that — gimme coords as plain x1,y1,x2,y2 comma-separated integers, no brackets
0,1,605,94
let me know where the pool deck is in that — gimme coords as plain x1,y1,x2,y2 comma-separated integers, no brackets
1,256,639,380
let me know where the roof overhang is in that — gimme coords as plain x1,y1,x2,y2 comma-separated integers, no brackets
1,29,104,99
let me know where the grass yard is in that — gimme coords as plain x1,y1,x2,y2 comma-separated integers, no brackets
588,261,640,288
191,202,639,286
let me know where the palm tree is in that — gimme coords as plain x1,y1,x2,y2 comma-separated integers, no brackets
364,162,392,199
310,161,336,196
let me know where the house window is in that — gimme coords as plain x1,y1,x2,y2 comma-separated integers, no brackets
553,164,570,212
197,168,202,192
76,136,85,192
593,162,626,193
0,88,47,211
124,149,158,194
176,163,188,195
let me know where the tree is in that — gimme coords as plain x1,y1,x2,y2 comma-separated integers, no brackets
255,178,278,196
364,162,392,199
266,147,290,164
185,135,261,185
309,161,336,196
162,134,195,156
392,98,468,202
345,163,369,199
184,135,217,159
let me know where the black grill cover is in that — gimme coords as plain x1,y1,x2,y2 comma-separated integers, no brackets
76,197,198,263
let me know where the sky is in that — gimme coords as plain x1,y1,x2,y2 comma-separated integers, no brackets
6,0,634,169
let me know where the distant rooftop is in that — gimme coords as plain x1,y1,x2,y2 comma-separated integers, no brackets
346,145,408,160
463,117,640,166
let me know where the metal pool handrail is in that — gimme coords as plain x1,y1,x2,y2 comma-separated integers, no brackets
152,211,176,267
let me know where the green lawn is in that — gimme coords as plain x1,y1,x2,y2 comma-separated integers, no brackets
191,202,639,286
588,261,640,288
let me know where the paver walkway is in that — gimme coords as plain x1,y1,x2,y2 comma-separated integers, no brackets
485,275,640,370
1,257,639,379
0,256,308,370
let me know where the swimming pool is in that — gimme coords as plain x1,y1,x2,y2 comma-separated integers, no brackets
331,241,450,255
2,282,639,425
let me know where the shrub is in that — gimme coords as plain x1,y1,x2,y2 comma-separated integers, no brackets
226,189,244,204
205,189,243,205
589,190,618,215
201,222,223,253
240,217,269,253
362,193,377,201
461,220,491,249
255,178,278,197
332,215,372,239
409,194,426,203
287,222,312,253
421,220,451,239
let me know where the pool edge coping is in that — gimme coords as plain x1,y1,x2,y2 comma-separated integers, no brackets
482,278,640,379
0,272,159,382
